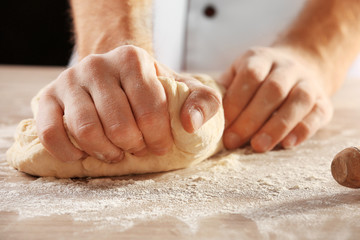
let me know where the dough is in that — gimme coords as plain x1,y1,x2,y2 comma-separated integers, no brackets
6,75,225,178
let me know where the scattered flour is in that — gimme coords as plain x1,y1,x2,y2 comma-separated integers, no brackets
1,117,360,239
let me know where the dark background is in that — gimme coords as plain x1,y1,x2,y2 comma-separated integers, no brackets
0,0,73,66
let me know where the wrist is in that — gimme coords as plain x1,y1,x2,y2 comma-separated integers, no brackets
71,0,154,60
77,33,153,60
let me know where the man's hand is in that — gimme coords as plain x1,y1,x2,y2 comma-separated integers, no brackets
220,0,360,152
36,45,221,163
220,47,333,152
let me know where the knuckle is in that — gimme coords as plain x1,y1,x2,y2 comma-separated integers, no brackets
293,86,315,106
246,46,270,56
38,124,58,145
116,45,147,71
61,71,78,90
80,55,108,86
297,121,312,137
136,112,164,130
56,68,77,88
58,67,74,81
279,58,296,69
106,123,143,150
242,64,265,83
82,55,105,73
273,113,292,131
82,54,104,69
119,45,143,60
73,122,99,140
121,45,137,56
39,86,56,99
107,123,127,140
267,79,287,99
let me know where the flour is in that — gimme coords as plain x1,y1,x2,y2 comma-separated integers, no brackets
2,117,360,238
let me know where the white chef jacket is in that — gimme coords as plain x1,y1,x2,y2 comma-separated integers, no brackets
153,0,360,76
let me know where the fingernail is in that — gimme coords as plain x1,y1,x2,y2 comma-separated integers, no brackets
94,152,105,161
253,133,272,151
224,132,242,149
283,134,297,149
190,108,203,131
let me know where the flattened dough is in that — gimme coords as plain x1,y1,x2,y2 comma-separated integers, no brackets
6,75,224,178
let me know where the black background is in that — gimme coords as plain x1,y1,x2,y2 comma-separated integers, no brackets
0,0,73,66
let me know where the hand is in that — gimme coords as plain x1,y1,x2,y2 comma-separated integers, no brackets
219,46,333,152
36,45,221,163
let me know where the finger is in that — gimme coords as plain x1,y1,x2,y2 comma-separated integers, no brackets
223,54,273,128
223,65,297,149
281,97,333,149
89,79,147,155
63,85,124,163
178,76,222,133
118,47,173,155
218,65,235,88
36,94,84,162
154,61,176,77
250,81,316,152
156,63,222,132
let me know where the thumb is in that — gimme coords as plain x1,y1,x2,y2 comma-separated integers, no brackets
180,85,222,133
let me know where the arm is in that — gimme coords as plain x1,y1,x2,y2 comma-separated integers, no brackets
220,0,360,152
70,0,153,59
36,0,221,163
274,0,360,94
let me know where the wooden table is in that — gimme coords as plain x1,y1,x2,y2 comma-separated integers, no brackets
1,65,360,240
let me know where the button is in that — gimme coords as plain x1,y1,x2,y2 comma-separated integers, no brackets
203,5,216,18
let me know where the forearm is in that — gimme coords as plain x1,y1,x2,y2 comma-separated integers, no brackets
70,0,153,60
274,0,360,94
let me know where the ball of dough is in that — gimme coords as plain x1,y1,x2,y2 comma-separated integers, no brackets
6,75,224,178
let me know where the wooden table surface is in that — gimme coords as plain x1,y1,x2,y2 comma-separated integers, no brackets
1,65,360,240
